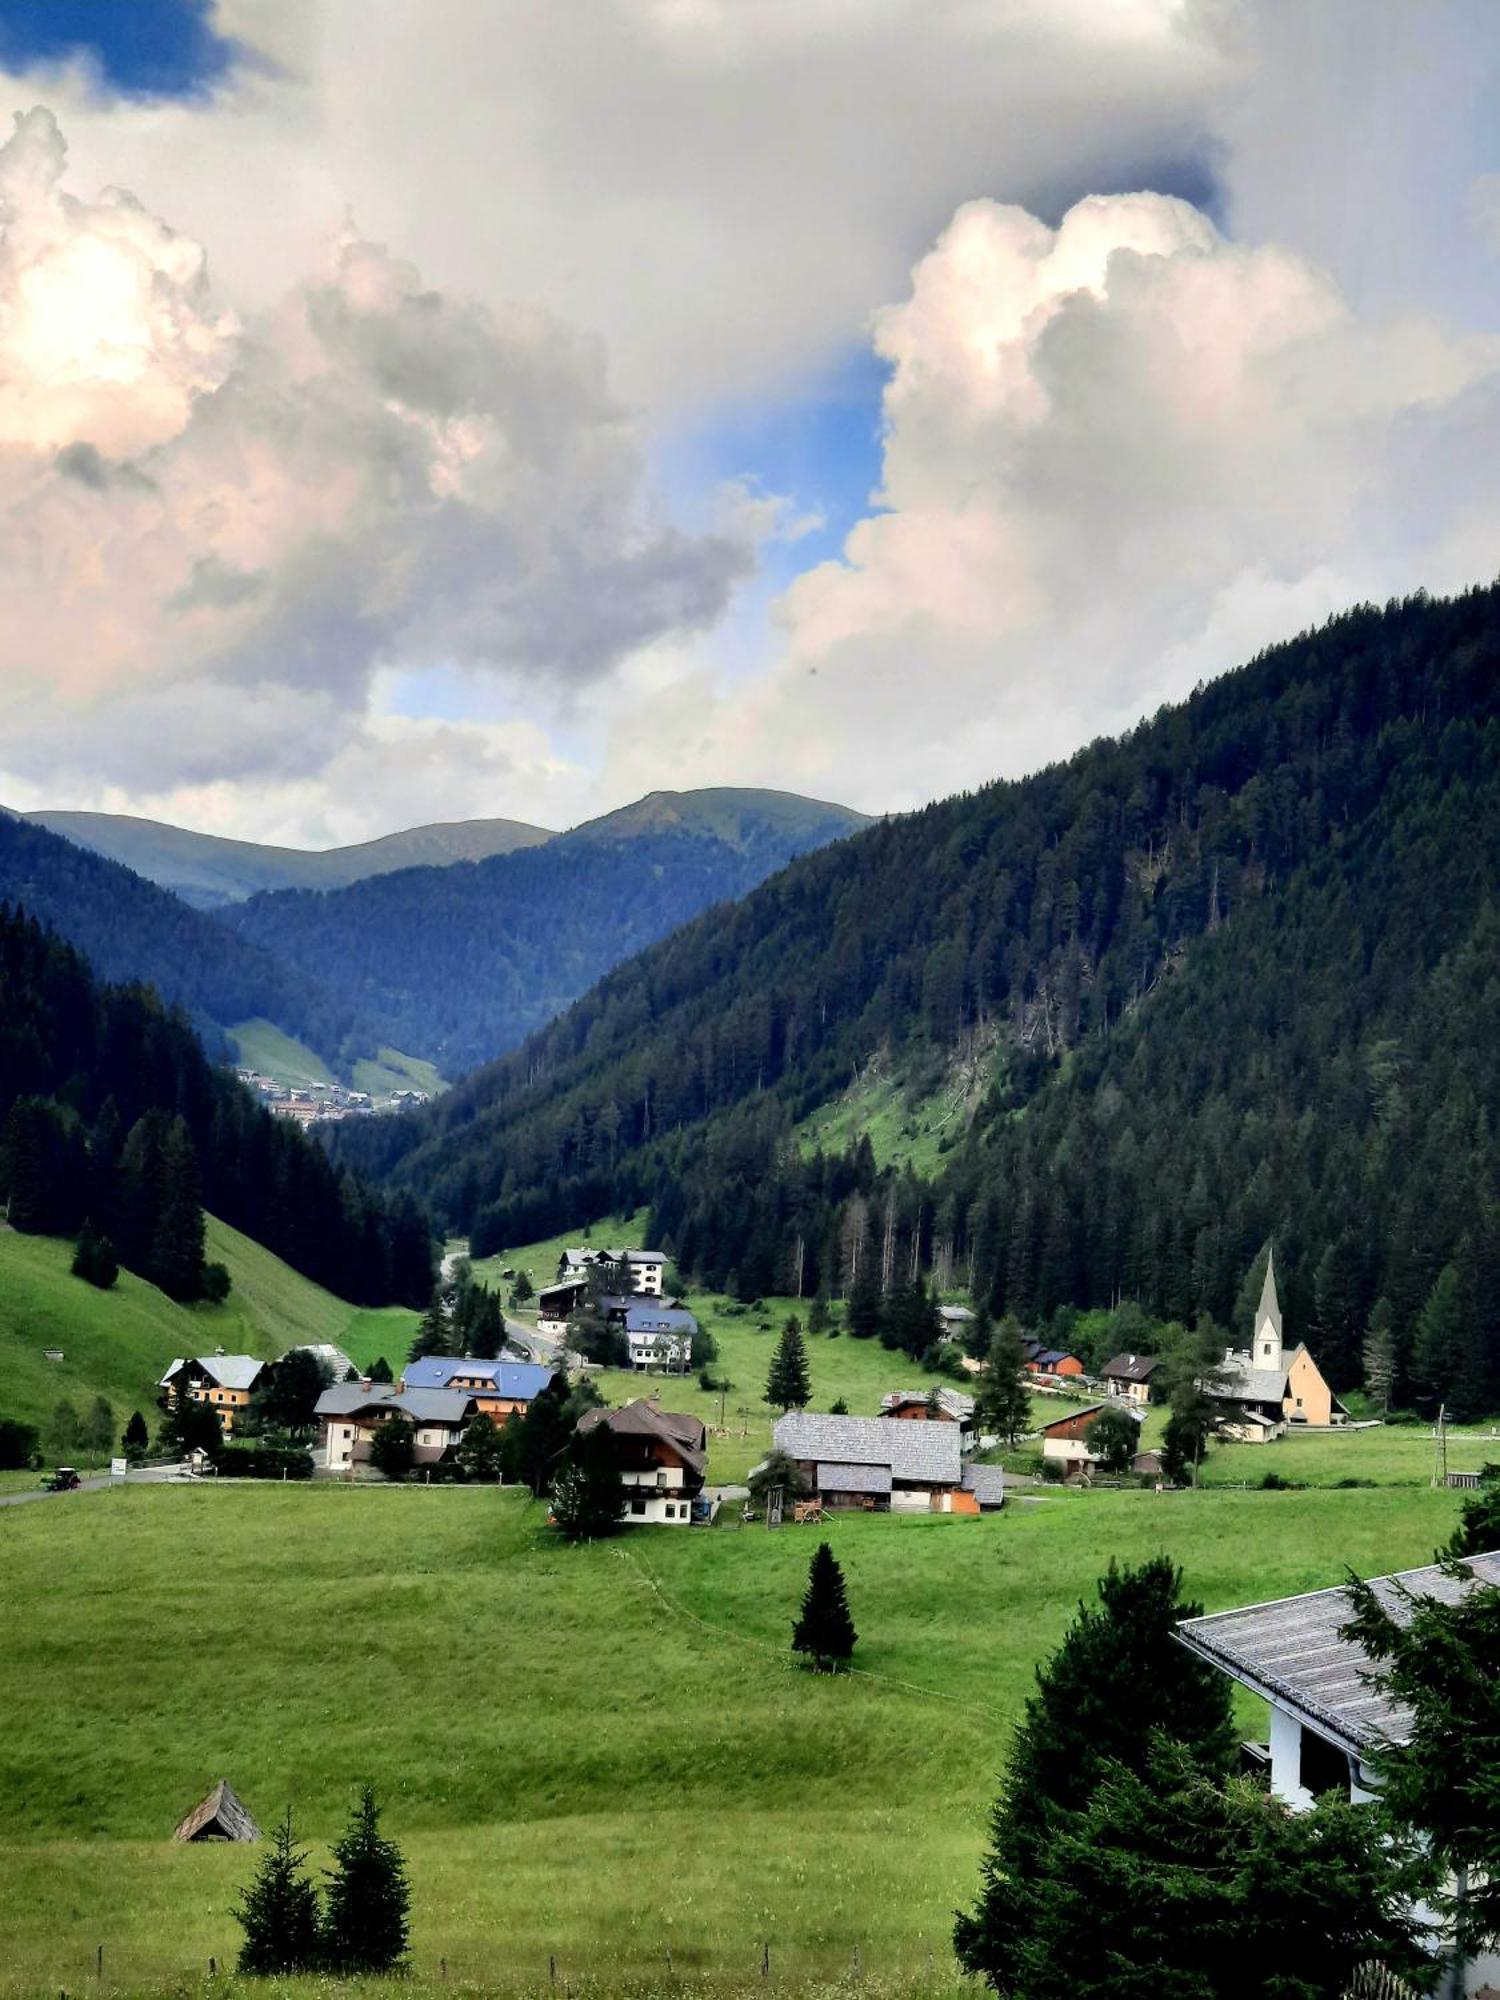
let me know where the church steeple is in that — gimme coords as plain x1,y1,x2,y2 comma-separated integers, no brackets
1254,1245,1283,1371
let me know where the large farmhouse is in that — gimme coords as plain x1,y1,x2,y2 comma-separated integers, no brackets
771,1412,1001,1514
158,1352,264,1437
1203,1250,1348,1442
575,1399,706,1524
1177,1554,1500,1994
314,1381,476,1471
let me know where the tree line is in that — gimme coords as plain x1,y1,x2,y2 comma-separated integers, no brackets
0,906,434,1306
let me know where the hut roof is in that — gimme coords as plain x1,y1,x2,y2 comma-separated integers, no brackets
173,1779,261,1843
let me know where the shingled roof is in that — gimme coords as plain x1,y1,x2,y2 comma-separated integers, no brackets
173,1780,260,1843
577,1399,708,1476
1176,1553,1500,1752
773,1412,962,1486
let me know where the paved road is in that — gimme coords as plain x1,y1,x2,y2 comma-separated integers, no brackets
0,1461,190,1509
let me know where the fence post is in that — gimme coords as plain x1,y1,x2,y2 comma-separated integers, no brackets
761,1941,770,1978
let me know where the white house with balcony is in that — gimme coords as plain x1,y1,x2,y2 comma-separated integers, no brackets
1176,1553,1500,1997
574,1399,706,1525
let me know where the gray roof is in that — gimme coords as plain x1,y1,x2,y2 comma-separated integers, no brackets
1176,1553,1500,1753
961,1463,1006,1507
402,1357,554,1398
936,1304,975,1323
623,1305,698,1336
314,1383,473,1425
1209,1356,1288,1405
817,1460,893,1495
159,1354,264,1392
773,1412,962,1486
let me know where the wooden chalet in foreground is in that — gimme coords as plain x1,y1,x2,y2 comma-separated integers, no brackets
576,1399,706,1524
1177,1553,1500,1996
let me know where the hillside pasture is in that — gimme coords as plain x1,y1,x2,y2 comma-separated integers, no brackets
0,1479,1460,1998
0,1221,419,1452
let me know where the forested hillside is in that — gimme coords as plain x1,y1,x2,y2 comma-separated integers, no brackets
338,588,1500,1413
218,788,869,1076
0,814,367,1063
0,907,433,1306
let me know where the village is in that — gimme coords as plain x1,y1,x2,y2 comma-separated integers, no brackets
154,1240,1362,1519
232,1068,432,1125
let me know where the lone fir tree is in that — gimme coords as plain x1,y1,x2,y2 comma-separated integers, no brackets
233,1808,321,1975
551,1420,626,1540
321,1785,411,1974
121,1410,150,1459
792,1540,857,1672
766,1320,811,1411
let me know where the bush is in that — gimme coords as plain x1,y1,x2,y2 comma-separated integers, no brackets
0,1416,40,1470
368,1415,416,1481
217,1444,314,1480
200,1261,232,1304
70,1224,118,1290
1039,1457,1066,1483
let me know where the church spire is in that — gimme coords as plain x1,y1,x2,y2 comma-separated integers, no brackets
1254,1245,1283,1369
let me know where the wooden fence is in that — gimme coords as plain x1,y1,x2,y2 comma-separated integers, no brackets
1343,1962,1424,2000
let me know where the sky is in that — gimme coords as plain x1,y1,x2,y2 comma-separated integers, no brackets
1,1,1499,846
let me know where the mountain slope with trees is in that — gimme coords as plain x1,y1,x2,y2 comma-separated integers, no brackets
337,587,1500,1413
0,813,373,1065
0,905,433,1307
217,788,870,1076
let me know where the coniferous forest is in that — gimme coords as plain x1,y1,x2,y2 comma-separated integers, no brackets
0,907,434,1306
336,587,1500,1413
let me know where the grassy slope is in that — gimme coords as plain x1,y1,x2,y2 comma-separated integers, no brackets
228,1019,447,1098
794,1068,955,1178
0,1481,1460,1997
0,1221,419,1450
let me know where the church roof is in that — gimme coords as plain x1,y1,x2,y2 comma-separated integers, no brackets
1257,1245,1283,1341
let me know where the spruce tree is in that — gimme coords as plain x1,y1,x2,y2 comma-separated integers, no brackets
407,1286,455,1362
321,1785,411,1974
122,1410,150,1460
233,1808,322,1975
456,1414,505,1482
846,1262,883,1341
368,1414,416,1481
1444,1476,1500,1561
955,1557,1236,1985
975,1316,1032,1446
791,1540,857,1671
550,1421,626,1540
1361,1298,1398,1412
766,1321,811,1411
152,1118,206,1301
369,1355,394,1383
71,1223,119,1290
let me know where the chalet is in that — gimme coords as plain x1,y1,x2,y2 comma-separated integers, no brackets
1037,1400,1144,1478
1203,1250,1349,1442
537,1276,589,1334
619,1304,698,1372
575,1399,706,1525
557,1247,667,1297
401,1356,556,1421
158,1352,264,1436
313,1381,475,1471
879,1386,976,1449
1177,1554,1500,1995
771,1412,989,1515
1023,1343,1086,1382
1100,1351,1161,1406
936,1304,975,1332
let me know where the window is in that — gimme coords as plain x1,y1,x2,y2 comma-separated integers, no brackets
1299,1727,1351,1799
630,1499,646,1515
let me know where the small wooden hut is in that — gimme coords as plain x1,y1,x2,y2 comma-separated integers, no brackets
173,1779,260,1843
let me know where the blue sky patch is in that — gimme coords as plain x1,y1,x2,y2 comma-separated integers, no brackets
0,0,237,98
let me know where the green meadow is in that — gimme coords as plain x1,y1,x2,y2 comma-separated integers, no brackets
0,1479,1461,1999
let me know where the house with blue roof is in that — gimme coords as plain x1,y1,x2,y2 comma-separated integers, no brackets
401,1356,558,1421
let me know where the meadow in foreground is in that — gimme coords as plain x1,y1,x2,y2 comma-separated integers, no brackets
0,1478,1460,1998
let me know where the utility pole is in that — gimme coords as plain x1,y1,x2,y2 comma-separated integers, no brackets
1433,1402,1448,1489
